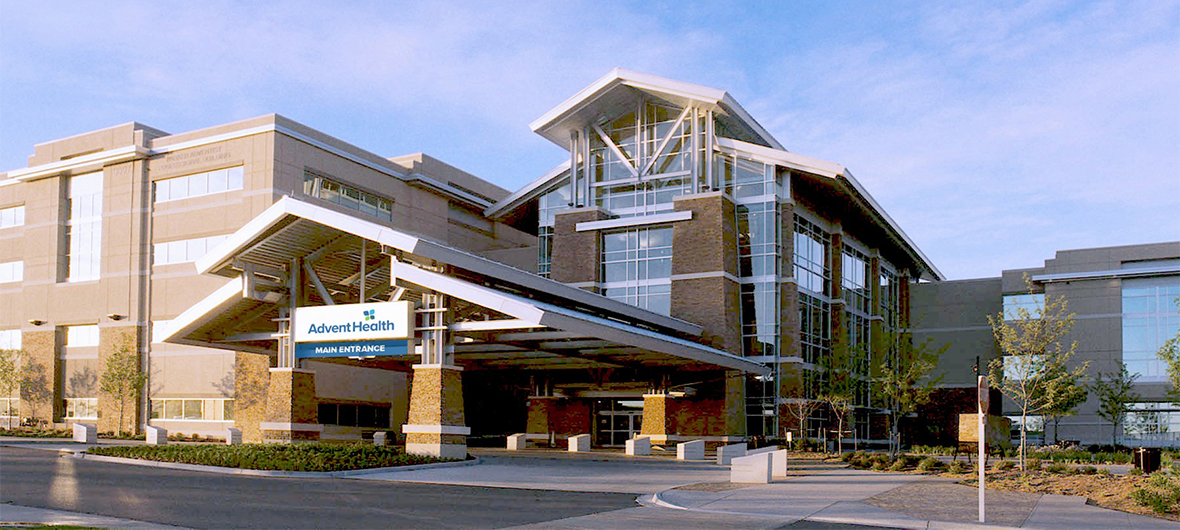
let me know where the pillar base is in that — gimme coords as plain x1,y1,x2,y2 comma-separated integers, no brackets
406,442,468,460
406,364,468,459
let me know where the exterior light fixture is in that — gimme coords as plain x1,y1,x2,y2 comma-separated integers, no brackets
28,319,45,326
107,313,126,321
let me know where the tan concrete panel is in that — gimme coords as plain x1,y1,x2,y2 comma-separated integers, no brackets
309,360,406,404
149,351,235,398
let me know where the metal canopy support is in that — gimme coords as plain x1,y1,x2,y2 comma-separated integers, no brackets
582,126,591,209
420,293,452,365
303,262,335,306
640,105,692,176
705,109,715,190
359,238,366,303
691,106,700,191
570,131,579,207
593,123,639,178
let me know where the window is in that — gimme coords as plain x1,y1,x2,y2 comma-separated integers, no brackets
601,226,672,314
799,292,830,365
65,398,98,419
1125,402,1180,439
65,325,100,347
737,202,779,278
0,205,24,229
588,103,699,218
536,180,570,278
154,166,244,203
66,171,103,282
0,329,20,350
302,171,392,222
719,155,779,201
317,402,390,428
794,216,829,296
0,261,22,283
0,397,18,417
150,398,235,421
1122,276,1180,382
153,234,231,266
1003,293,1044,320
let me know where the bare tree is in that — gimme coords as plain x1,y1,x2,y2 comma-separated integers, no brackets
782,398,821,447
987,276,1089,472
874,330,944,457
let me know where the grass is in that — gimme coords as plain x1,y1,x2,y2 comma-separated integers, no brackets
86,442,453,472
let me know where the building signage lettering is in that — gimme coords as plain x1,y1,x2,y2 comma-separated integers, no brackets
294,338,408,359
293,301,413,343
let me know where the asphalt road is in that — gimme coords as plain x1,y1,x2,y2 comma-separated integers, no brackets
0,446,637,529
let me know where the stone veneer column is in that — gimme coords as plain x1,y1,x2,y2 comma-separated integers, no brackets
20,329,59,425
526,396,557,446
234,351,271,443
550,207,608,289
404,364,469,459
260,368,321,442
640,392,673,445
97,325,145,433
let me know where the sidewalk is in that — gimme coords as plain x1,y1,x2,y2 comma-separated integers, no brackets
0,503,189,529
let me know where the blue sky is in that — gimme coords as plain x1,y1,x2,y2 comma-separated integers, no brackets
2,1,1177,279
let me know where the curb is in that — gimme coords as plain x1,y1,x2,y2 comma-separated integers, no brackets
643,486,1018,530
66,451,480,478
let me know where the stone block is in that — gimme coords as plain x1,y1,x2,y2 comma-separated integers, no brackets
507,433,527,451
747,447,789,476
225,428,242,445
145,425,167,445
730,452,773,484
625,436,651,456
373,431,390,446
717,443,747,465
73,422,96,444
677,439,705,460
568,433,590,452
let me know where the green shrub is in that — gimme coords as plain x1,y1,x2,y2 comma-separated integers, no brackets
1129,467,1145,476
852,455,871,468
888,458,908,471
1025,458,1042,471
1045,463,1069,474
917,457,944,472
994,460,1015,471
1096,467,1112,476
870,454,890,467
1079,465,1098,475
910,445,955,456
946,461,969,474
87,442,452,472
872,460,889,471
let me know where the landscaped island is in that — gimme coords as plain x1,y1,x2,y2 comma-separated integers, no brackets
87,443,454,472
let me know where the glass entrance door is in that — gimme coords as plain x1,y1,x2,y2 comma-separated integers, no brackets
594,399,644,446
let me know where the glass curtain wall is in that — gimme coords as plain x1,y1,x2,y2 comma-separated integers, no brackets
842,245,872,439
66,171,103,282
795,216,831,438
536,179,570,278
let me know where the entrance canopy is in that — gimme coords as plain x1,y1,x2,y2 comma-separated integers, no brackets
164,196,768,375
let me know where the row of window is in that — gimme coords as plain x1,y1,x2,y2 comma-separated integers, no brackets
0,205,24,229
154,166,244,203
0,261,22,283
303,171,394,222
66,172,103,282
317,402,391,428
154,234,231,266
150,398,234,421
64,397,98,419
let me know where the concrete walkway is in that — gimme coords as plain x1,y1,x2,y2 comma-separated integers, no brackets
0,503,190,529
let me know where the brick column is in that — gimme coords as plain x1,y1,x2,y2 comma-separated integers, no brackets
260,368,320,442
551,207,608,289
829,229,846,368
724,370,747,439
20,329,59,425
670,192,741,355
404,364,468,459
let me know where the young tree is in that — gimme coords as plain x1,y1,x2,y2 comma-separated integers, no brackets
987,277,1089,472
782,398,821,447
1156,298,1180,403
819,393,853,454
99,336,147,435
819,340,859,454
1091,366,1140,445
874,330,945,457
1042,369,1087,445
0,349,22,428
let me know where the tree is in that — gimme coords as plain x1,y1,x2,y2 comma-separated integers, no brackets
0,349,21,428
1091,366,1139,445
782,398,821,447
1042,368,1087,445
1156,298,1180,404
19,357,53,427
987,276,1089,472
874,330,944,458
819,341,859,454
99,336,146,435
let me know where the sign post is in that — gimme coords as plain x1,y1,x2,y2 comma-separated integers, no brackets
977,375,988,523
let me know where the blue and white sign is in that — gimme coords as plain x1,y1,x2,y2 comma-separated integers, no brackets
295,339,408,359
293,301,413,343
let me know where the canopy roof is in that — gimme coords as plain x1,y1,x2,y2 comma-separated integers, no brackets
164,196,769,374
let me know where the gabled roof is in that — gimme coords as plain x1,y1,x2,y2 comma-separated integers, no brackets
530,68,784,151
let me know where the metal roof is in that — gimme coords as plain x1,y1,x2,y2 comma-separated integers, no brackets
166,196,768,374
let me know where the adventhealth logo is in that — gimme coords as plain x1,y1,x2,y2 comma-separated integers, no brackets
306,309,398,335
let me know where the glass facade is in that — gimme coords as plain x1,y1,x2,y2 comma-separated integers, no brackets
843,246,872,408
1003,293,1045,320
66,171,103,282
1122,276,1180,382
601,226,672,315
154,234,231,266
65,324,100,347
154,166,243,203
151,398,235,421
536,179,570,278
1125,402,1180,440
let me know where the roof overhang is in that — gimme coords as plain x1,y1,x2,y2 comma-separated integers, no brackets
530,68,784,152
166,196,767,374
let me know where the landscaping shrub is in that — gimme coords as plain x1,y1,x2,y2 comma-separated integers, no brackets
1129,467,1145,476
1080,465,1098,475
87,443,451,472
840,451,856,463
946,461,969,474
1045,462,1069,474
910,445,955,456
1096,468,1112,476
994,460,1015,471
870,454,890,467
872,460,889,471
1131,472,1180,515
1025,458,1042,471
852,455,871,468
0,428,73,438
888,458,908,472
917,457,944,472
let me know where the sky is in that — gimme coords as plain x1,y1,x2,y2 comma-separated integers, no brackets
2,1,1178,280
